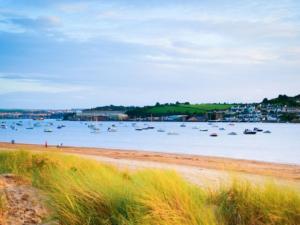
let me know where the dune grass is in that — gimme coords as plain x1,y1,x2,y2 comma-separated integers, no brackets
0,150,299,225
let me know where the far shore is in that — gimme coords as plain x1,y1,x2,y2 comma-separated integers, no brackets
1,142,300,186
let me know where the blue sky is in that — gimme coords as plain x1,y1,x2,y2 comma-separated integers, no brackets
0,0,300,109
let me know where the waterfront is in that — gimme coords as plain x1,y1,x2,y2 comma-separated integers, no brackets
0,119,299,164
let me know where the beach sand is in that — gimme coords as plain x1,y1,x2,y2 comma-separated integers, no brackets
0,142,299,187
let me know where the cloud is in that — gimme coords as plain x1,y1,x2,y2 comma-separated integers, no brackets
0,73,86,94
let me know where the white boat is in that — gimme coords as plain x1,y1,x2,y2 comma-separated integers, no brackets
157,129,165,132
107,127,117,132
167,132,179,135
44,129,53,133
199,129,208,132
254,127,263,132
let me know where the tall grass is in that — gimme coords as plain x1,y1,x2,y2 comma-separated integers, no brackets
0,150,299,225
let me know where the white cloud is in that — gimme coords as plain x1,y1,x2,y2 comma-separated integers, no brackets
0,77,86,94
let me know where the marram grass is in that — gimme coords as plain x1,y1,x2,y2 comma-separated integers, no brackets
0,150,299,225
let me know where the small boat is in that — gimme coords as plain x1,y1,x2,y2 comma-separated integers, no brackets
210,133,218,137
16,122,22,126
199,129,208,132
26,127,34,130
135,128,143,131
44,129,53,133
1,124,7,129
212,125,218,128
167,132,179,135
229,123,235,126
254,127,263,132
107,127,117,132
219,128,225,131
228,132,237,135
57,125,63,129
263,130,271,134
157,129,165,132
243,129,256,135
143,126,155,130
192,126,198,129
180,124,186,127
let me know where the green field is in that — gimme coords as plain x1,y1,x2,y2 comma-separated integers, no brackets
0,151,299,225
126,103,232,117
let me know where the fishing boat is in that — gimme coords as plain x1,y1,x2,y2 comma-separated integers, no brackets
243,129,256,135
210,133,218,137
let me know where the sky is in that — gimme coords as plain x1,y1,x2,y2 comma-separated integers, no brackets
0,0,300,109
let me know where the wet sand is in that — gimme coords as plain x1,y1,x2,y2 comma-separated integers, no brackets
1,142,299,184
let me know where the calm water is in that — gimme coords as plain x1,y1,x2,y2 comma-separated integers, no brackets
0,119,299,164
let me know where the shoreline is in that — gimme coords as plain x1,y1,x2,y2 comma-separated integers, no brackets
0,142,299,182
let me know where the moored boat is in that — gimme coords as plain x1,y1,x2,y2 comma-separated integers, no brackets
254,127,263,132
210,133,218,137
44,128,53,133
263,130,271,134
243,129,256,135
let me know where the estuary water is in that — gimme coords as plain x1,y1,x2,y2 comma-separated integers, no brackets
0,119,299,164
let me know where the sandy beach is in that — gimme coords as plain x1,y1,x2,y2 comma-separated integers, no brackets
0,142,299,187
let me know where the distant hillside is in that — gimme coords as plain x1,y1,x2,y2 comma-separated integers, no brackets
126,103,232,117
262,94,300,107
83,105,136,112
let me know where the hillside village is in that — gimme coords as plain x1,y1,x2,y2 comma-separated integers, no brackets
1,95,300,123
66,95,300,123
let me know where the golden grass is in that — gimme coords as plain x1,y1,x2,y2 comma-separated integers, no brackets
0,150,299,225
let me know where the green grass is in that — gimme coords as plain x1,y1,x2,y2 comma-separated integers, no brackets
127,104,232,117
0,150,299,225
